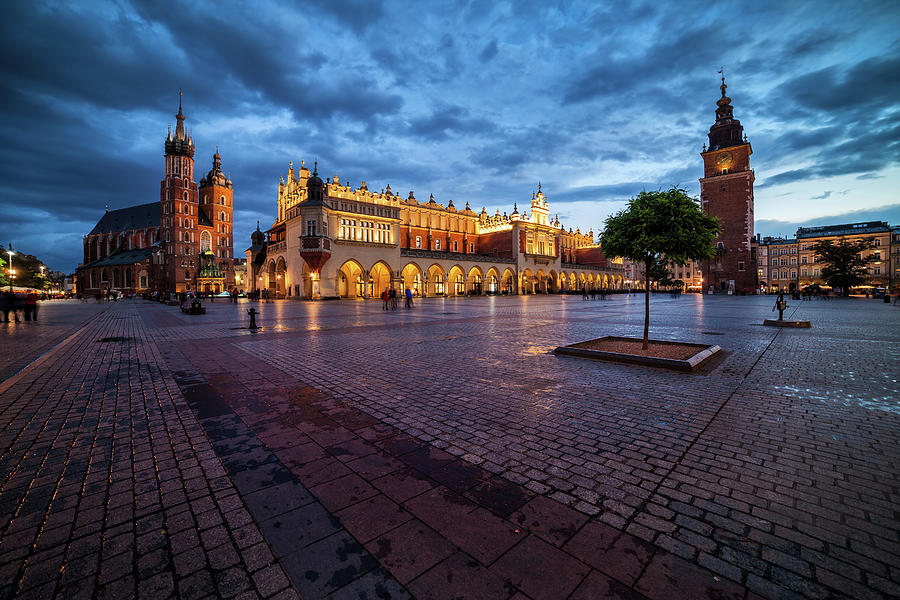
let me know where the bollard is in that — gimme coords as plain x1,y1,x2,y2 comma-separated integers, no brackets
247,307,258,330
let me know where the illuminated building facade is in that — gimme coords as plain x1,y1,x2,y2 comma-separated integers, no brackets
247,163,624,299
700,76,757,293
77,99,236,294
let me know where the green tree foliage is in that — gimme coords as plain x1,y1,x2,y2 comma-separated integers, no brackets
600,187,720,348
0,256,8,288
647,257,673,288
811,239,877,296
3,250,46,290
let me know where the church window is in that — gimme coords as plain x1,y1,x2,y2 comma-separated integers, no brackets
220,211,226,222
200,231,211,252
183,191,188,201
221,196,226,205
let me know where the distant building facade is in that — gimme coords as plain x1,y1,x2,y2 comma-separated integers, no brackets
700,77,756,293
247,164,624,299
77,99,236,295
757,221,893,291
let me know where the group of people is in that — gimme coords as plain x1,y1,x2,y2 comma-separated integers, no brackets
1,290,40,322
380,287,415,310
581,287,609,300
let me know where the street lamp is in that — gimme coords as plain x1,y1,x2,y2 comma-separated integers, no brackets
6,244,14,292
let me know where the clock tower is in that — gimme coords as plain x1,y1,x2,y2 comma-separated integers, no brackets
700,75,756,293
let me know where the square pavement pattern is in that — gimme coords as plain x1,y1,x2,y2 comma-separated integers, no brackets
0,294,897,599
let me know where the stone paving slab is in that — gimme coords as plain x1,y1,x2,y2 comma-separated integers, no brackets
0,295,897,599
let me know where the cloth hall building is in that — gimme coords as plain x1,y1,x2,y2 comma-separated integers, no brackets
247,162,625,299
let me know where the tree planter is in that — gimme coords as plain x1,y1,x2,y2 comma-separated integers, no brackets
554,336,721,372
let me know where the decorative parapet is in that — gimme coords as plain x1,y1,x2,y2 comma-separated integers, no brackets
400,248,516,264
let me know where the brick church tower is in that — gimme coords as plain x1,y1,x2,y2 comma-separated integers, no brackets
700,76,756,293
159,94,198,292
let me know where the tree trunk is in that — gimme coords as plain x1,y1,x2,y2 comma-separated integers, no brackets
643,259,651,350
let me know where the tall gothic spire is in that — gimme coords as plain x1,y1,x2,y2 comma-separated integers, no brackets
166,91,195,157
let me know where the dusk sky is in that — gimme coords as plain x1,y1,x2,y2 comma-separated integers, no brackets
2,0,898,273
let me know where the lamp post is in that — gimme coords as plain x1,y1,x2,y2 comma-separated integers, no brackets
6,244,14,292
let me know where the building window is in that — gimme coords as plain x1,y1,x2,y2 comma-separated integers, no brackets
801,268,808,276
435,239,441,250
874,239,880,246
470,243,474,253
183,191,188,201
221,195,226,205
801,256,807,264
415,236,421,249
307,220,317,236
790,271,796,279
454,241,458,252
716,242,724,250
874,266,881,275
737,261,745,271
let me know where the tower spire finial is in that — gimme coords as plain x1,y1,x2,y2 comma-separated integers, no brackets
718,67,726,98
178,89,183,116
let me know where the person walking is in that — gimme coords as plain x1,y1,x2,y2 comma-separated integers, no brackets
405,287,413,309
892,287,900,306
1,290,18,323
381,288,390,310
389,287,397,311
25,291,38,321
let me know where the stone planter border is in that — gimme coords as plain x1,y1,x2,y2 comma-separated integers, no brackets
554,336,722,372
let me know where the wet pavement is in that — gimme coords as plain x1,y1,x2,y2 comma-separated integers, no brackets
0,295,898,599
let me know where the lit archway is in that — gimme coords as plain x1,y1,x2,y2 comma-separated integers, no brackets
401,262,423,296
448,265,465,296
467,266,483,295
485,267,500,295
275,257,287,297
338,260,365,298
426,264,446,296
370,261,392,298
521,269,534,294
502,268,515,294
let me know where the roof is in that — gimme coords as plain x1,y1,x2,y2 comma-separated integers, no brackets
797,221,891,239
89,202,159,235
81,248,153,268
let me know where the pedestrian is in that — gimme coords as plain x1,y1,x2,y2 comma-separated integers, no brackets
25,291,38,321
582,286,588,300
1,290,18,323
893,287,900,306
389,287,397,311
405,287,413,309
381,288,389,310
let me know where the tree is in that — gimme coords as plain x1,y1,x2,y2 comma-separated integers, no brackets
0,256,8,288
600,187,720,349
647,257,674,289
811,239,877,296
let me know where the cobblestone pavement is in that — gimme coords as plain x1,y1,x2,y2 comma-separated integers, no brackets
0,300,109,382
0,294,897,599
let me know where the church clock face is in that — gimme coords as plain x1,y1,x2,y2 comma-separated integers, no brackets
716,151,733,169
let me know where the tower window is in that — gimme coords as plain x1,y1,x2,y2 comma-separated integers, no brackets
183,191,188,201
221,196,226,205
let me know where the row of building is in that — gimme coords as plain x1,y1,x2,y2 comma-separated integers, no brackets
74,84,897,298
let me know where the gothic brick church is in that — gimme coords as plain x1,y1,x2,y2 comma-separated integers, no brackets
76,98,236,295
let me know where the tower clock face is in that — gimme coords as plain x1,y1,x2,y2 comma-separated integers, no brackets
715,151,733,168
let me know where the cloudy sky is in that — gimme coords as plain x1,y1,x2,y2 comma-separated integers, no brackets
2,0,898,272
